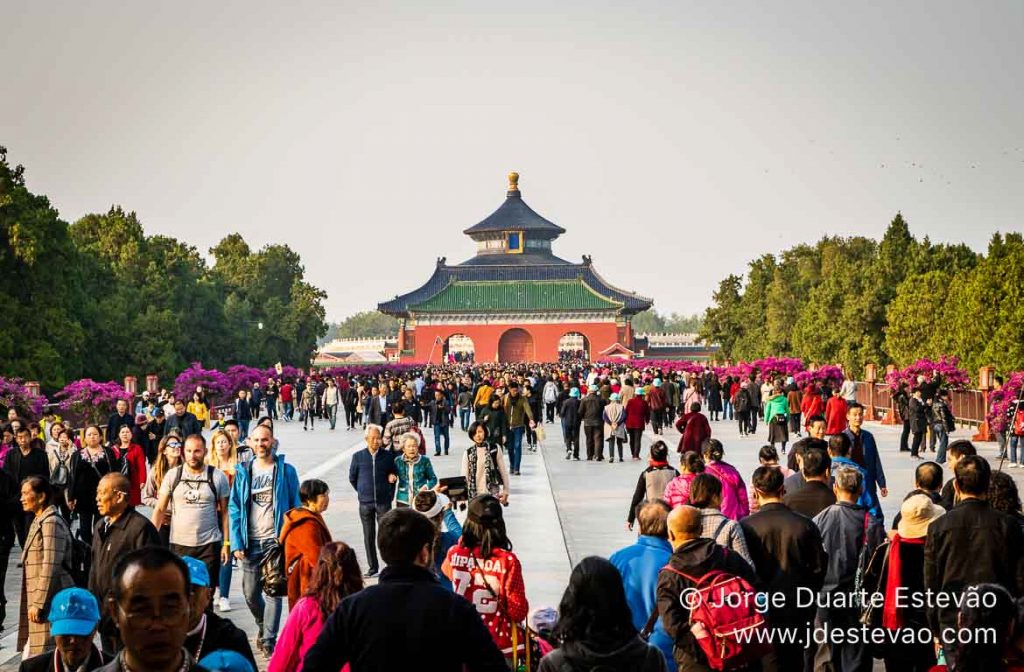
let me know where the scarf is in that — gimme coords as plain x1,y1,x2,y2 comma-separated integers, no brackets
882,534,925,629
648,459,669,469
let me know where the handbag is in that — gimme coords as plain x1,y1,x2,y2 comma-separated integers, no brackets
50,452,71,488
471,558,539,670
535,424,546,443
259,540,288,597
612,424,627,441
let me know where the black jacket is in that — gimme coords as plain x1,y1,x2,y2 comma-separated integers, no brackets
186,611,256,670
908,397,928,432
783,480,836,520
89,508,163,605
106,412,135,443
3,446,50,484
20,646,107,671
579,394,605,428
892,488,945,530
302,563,507,672
656,538,757,667
924,498,1024,633
739,502,828,624
560,398,581,426
166,411,202,437
538,637,666,672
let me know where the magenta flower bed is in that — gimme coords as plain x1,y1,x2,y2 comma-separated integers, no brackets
55,378,132,425
988,372,1024,433
173,363,232,402
885,356,971,392
0,377,48,418
795,365,845,389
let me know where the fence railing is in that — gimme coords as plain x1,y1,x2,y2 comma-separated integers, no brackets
853,381,988,429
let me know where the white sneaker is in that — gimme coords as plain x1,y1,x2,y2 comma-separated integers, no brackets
218,597,232,612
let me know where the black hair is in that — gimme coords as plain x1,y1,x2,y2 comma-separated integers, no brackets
299,479,330,504
752,466,784,495
758,445,779,463
467,421,489,442
257,416,274,430
701,438,724,462
553,556,637,650
689,402,702,413
953,584,1016,672
110,547,192,603
689,473,723,508
954,455,991,497
988,471,1022,516
807,414,826,426
223,418,239,429
681,451,705,474
948,440,977,460
461,495,512,558
650,440,668,462
377,508,436,565
801,449,831,479
21,476,54,508
828,433,851,457
914,461,944,491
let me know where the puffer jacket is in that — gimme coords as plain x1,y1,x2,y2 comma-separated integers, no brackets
704,460,750,520
394,453,438,505
662,473,698,508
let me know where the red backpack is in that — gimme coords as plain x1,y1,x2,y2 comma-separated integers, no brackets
1013,404,1024,437
662,563,772,670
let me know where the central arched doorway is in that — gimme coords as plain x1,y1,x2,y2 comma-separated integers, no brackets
443,334,475,363
498,328,535,362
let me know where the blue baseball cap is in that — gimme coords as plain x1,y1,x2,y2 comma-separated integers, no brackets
49,588,100,637
569,388,580,398
199,650,255,672
181,555,210,587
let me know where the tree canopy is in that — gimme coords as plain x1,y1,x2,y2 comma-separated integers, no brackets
698,212,1018,374
0,147,327,390
322,311,401,342
630,309,703,334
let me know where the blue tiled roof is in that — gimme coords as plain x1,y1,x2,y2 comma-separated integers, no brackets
463,191,566,237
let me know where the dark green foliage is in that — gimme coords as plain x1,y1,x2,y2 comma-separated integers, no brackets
0,148,327,390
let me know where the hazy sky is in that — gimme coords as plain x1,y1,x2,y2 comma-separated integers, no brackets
4,1,1022,321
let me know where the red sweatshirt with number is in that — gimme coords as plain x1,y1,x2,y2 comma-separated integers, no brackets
442,543,529,654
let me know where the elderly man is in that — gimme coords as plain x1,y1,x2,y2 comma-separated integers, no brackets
349,424,399,578
609,501,676,671
97,547,206,672
89,473,162,656
20,588,107,671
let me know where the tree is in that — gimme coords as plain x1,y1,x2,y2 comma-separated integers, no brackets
884,270,952,365
323,311,400,341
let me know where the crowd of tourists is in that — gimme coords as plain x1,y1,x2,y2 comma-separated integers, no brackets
1,360,1024,672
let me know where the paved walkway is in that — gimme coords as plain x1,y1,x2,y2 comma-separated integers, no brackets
0,414,1007,670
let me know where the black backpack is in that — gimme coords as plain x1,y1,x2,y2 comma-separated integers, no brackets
733,389,750,413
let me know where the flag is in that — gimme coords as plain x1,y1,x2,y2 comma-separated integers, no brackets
435,336,443,345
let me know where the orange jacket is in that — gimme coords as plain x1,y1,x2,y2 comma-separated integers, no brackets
279,507,332,609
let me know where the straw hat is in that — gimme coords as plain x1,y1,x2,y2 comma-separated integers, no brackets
897,493,944,539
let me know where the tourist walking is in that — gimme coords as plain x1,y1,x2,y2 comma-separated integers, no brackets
603,392,626,463
280,479,333,610
462,422,510,503
348,424,398,578
701,439,749,520
560,387,582,460
67,425,122,543
394,432,438,506
503,382,535,475
625,441,678,530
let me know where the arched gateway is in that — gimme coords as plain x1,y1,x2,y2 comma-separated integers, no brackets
378,173,652,363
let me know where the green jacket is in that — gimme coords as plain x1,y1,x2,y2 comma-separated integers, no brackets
764,393,789,423
503,393,534,429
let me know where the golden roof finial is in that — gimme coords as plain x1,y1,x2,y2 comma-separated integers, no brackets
507,171,520,192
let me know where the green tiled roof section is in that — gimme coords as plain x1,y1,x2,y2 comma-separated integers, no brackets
409,279,623,313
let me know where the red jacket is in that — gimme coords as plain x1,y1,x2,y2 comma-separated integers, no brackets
801,388,825,423
647,387,667,411
119,444,147,507
443,544,528,655
824,396,848,435
676,412,711,454
624,397,650,429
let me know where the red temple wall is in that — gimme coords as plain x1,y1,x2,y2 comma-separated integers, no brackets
408,321,627,363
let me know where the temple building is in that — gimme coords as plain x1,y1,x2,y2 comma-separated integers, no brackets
378,173,653,363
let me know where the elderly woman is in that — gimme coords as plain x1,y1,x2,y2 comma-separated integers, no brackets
603,392,626,464
18,476,74,656
394,432,438,507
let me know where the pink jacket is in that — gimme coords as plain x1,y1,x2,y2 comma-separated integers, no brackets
663,473,698,508
704,460,750,520
268,596,326,672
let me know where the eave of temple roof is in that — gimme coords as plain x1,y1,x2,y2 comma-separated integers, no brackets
378,261,653,317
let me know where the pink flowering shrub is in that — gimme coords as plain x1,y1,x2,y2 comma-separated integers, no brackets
225,365,265,394
885,356,971,392
0,377,48,418
795,365,845,389
55,379,132,425
987,372,1024,433
173,363,231,402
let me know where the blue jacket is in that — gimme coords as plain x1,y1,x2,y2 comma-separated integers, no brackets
228,454,300,553
435,509,462,592
608,535,677,672
829,455,878,518
843,428,886,519
349,447,399,506
394,454,438,505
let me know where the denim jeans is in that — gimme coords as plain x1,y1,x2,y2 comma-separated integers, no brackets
508,426,525,472
283,401,294,420
1011,435,1022,465
722,399,733,420
433,424,450,455
933,424,949,464
266,400,278,420
327,403,339,429
359,502,391,573
242,538,283,649
219,557,233,598
459,408,471,431
239,419,250,442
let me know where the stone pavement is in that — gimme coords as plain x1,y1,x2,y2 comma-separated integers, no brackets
0,414,1010,670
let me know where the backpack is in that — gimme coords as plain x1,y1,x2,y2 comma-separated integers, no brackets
170,464,219,501
733,389,750,414
1013,404,1024,437
661,561,771,670
59,513,90,588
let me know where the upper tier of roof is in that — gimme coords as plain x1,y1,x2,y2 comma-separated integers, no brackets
462,172,566,239
409,279,623,313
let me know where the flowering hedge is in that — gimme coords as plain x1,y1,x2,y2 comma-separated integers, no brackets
885,356,971,392
795,365,846,389
55,379,132,425
173,363,231,402
225,365,266,395
0,377,48,418
751,357,806,379
987,372,1024,433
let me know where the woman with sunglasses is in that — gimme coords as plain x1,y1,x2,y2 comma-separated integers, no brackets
143,434,183,545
